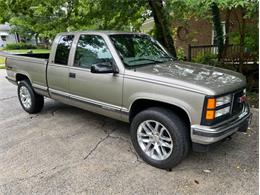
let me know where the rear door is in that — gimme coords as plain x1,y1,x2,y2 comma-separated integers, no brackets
47,34,74,100
68,34,123,119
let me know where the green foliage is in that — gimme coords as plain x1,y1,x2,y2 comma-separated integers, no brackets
5,43,37,50
176,47,185,61
192,52,218,66
0,0,148,41
230,24,259,54
0,0,258,56
184,0,258,17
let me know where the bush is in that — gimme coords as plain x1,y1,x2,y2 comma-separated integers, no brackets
177,47,185,61
192,52,218,66
4,43,37,50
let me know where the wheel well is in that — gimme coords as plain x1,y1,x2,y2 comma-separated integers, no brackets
16,74,30,83
129,99,191,127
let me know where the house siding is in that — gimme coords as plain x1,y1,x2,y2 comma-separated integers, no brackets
174,8,257,58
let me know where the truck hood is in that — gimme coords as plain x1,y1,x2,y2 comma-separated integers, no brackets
129,61,246,95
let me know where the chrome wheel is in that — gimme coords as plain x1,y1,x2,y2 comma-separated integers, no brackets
19,86,32,109
137,120,173,161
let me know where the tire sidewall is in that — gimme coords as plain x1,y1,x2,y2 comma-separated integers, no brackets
130,108,187,169
18,81,36,113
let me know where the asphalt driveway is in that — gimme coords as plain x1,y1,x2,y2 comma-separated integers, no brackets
0,69,258,194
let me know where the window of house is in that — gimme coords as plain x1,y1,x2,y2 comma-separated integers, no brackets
74,35,113,69
54,35,74,65
212,22,226,45
0,36,7,41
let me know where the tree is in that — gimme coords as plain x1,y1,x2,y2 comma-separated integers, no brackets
81,0,177,57
1,0,178,56
180,0,258,68
148,0,177,57
211,2,224,59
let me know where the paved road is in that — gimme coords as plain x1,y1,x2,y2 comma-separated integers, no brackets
0,70,258,194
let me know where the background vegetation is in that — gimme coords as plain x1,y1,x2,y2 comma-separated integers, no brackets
0,0,258,105
0,0,258,57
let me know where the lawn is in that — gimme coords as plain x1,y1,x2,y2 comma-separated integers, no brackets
0,49,49,68
0,57,5,69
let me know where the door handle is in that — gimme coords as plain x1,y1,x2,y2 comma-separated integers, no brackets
69,72,76,78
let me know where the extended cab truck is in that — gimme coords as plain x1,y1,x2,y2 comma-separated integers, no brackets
5,31,252,169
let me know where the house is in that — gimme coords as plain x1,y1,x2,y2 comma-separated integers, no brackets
0,23,38,48
0,23,19,48
141,9,258,61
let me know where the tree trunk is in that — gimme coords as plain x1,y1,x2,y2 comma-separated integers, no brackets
211,2,224,60
239,7,246,73
35,33,39,46
223,9,231,60
148,0,177,57
16,32,20,43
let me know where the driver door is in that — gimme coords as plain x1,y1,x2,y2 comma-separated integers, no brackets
68,34,123,119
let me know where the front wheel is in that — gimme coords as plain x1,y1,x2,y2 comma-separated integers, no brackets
18,80,44,114
130,107,190,169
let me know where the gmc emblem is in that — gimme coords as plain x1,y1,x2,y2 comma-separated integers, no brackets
238,95,246,103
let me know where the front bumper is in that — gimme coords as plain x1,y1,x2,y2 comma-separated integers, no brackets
191,104,252,145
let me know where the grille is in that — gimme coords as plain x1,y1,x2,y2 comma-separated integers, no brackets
232,90,244,116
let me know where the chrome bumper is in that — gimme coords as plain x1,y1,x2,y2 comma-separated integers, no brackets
191,104,252,145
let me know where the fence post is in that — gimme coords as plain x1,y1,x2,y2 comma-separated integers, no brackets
188,44,191,61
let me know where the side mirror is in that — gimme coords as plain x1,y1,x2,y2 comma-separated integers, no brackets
90,63,118,74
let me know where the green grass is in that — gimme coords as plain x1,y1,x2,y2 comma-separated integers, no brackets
0,56,5,68
0,57,5,64
0,49,49,68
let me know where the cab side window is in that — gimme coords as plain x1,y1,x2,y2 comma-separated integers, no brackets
54,35,74,65
74,35,113,69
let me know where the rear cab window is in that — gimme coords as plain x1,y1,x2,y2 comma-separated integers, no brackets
54,35,74,65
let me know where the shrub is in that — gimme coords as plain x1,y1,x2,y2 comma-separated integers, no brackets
177,47,185,61
192,52,218,66
4,43,37,50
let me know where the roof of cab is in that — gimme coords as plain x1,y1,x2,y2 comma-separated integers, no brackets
56,30,145,36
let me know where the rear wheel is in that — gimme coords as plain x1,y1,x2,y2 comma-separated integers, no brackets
18,80,44,113
130,107,190,169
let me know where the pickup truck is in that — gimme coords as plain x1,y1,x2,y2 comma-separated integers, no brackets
5,31,252,169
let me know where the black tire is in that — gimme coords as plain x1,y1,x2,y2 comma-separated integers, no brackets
17,80,44,114
130,107,190,169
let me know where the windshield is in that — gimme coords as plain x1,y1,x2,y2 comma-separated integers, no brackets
109,34,174,67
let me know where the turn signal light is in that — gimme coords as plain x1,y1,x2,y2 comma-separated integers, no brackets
207,98,216,109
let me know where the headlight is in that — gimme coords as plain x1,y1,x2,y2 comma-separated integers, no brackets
205,94,232,121
215,106,231,117
216,95,232,107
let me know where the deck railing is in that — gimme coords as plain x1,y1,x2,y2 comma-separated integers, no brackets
187,44,257,63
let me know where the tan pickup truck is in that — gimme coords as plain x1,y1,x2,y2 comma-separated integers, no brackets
5,31,252,169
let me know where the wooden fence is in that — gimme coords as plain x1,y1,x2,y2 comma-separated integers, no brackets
187,44,257,63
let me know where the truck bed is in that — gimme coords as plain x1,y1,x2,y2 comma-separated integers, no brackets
5,53,49,95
